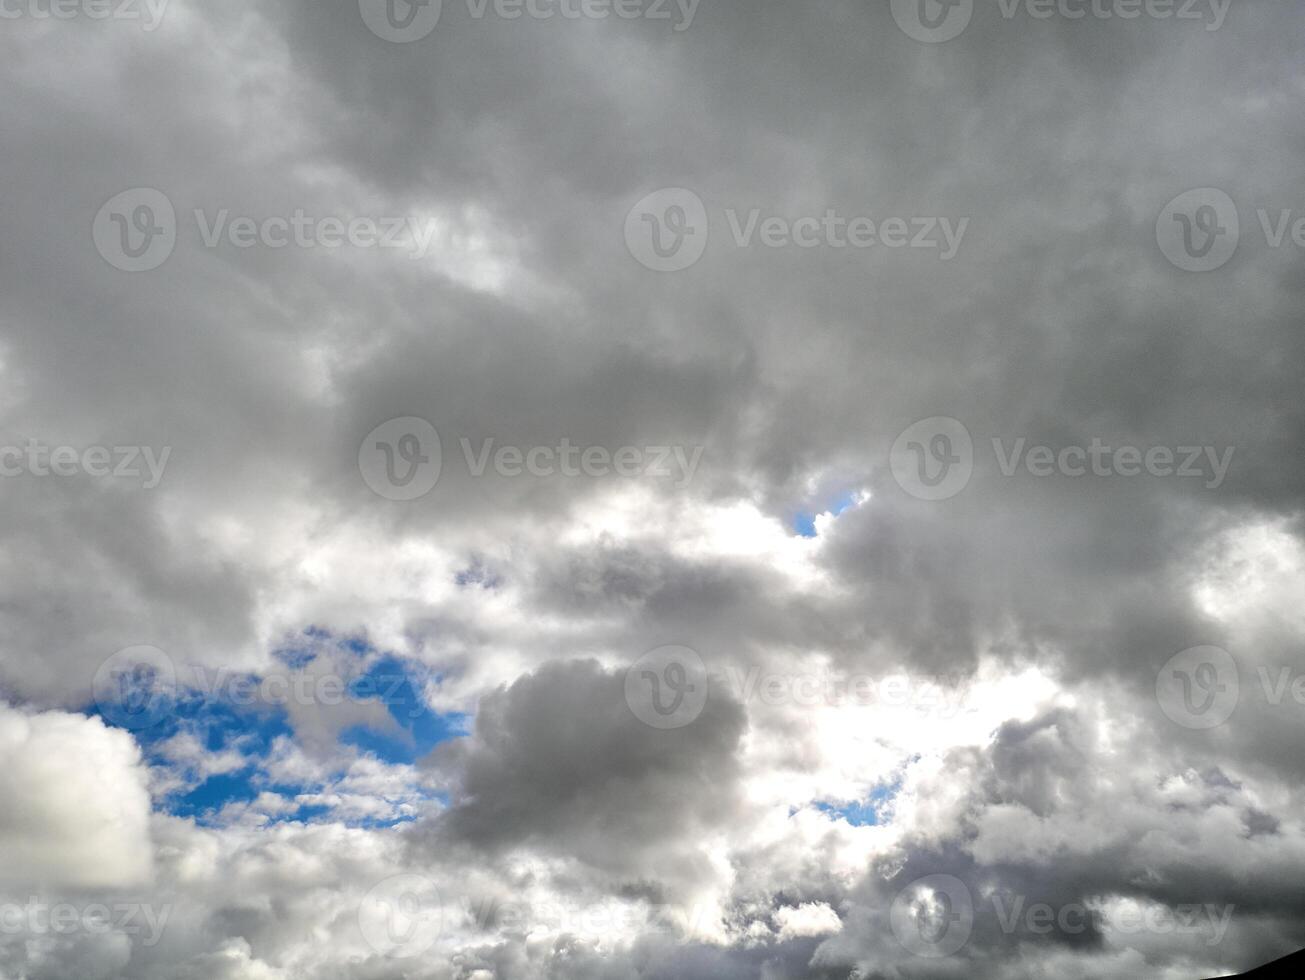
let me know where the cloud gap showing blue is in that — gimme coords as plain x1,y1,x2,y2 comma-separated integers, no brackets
90,628,467,825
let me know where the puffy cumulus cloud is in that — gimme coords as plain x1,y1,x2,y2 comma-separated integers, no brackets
0,931,134,980
172,939,290,980
810,692,1305,979
774,903,842,941
0,704,154,890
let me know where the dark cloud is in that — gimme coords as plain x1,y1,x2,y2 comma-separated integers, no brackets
419,658,746,890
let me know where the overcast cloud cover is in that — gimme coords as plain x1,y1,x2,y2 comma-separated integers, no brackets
0,0,1303,977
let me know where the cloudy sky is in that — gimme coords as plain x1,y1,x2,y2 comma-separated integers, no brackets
1,1,1303,977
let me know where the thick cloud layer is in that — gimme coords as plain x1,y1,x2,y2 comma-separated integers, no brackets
1,0,1303,977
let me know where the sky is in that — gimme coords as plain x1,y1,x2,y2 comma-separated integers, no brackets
1,1,1304,978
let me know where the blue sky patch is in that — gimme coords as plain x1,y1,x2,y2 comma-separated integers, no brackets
90,629,467,825
814,778,902,826
793,489,865,538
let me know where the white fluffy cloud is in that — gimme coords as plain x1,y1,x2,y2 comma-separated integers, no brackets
0,705,154,890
